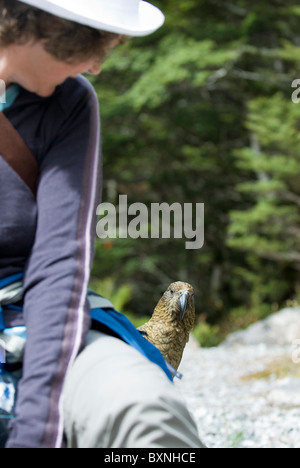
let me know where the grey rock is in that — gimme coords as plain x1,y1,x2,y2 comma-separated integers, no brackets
176,308,300,448
222,308,300,347
267,377,300,407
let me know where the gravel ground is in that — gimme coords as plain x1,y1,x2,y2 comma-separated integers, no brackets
176,308,300,448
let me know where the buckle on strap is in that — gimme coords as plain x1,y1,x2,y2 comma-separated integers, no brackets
0,328,26,366
0,275,24,331
0,278,25,365
87,289,115,310
0,281,23,306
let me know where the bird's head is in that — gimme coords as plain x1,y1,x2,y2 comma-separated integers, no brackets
155,281,195,327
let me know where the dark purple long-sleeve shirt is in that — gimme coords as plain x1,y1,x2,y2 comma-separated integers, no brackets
0,75,101,448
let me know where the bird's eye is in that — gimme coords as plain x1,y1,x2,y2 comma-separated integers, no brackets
169,289,174,295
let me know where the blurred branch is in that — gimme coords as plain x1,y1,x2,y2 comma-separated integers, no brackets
280,191,300,208
232,68,288,84
210,0,247,16
257,251,300,269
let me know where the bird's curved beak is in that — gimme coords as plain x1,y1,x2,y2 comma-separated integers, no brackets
179,290,189,321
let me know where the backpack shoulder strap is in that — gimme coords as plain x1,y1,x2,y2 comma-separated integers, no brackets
0,112,38,196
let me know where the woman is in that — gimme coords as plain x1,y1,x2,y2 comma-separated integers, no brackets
0,0,204,449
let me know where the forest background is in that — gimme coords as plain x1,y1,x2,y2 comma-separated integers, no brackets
89,0,300,346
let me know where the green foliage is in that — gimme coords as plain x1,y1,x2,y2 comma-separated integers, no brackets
89,276,149,327
89,0,300,345
119,36,239,110
228,93,300,267
193,322,221,347
89,277,133,312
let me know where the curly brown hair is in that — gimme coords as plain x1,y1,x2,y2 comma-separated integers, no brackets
0,0,123,63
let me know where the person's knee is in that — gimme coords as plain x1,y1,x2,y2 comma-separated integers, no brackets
63,334,203,448
104,386,204,448
65,370,202,448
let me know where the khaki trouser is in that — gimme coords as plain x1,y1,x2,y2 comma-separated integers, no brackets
63,331,205,448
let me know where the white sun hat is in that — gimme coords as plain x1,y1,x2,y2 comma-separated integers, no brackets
17,0,165,36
